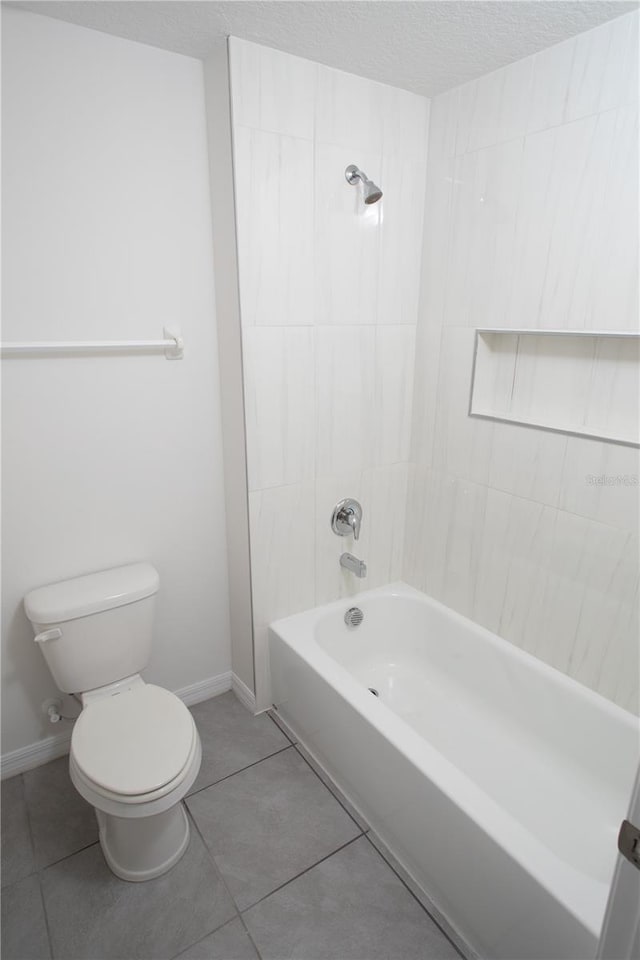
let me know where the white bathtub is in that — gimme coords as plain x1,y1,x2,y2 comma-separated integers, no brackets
269,583,639,960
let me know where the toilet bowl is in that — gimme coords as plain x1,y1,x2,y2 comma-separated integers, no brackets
24,562,202,882
69,678,201,881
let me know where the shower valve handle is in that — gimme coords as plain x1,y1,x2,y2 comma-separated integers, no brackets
331,498,363,541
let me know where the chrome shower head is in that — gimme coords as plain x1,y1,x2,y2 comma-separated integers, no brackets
345,164,383,204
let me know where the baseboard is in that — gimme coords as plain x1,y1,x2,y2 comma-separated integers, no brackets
0,728,73,781
1,670,233,780
174,671,232,707
232,672,257,713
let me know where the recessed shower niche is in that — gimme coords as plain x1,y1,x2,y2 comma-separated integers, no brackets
469,329,640,447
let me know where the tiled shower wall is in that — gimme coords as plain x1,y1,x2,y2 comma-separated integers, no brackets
229,39,429,707
405,11,640,713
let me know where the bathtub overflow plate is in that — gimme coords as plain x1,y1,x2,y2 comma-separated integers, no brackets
344,607,364,629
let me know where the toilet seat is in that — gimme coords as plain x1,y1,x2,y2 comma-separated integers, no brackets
71,684,196,799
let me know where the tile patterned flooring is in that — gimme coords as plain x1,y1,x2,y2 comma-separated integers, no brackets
1,692,462,960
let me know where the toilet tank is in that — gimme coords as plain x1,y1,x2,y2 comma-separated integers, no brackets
24,563,160,694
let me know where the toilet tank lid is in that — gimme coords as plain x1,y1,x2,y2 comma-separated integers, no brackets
24,563,159,625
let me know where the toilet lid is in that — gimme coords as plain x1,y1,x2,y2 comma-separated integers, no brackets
71,685,195,796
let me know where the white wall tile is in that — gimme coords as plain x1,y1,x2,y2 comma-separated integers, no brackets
528,39,574,133
474,490,555,643
496,56,535,144
316,64,384,152
429,88,460,162
381,85,430,161
234,127,314,326
432,327,494,485
248,480,316,627
316,325,376,477
232,39,430,711
378,154,426,325
564,22,612,123
314,142,382,325
243,327,315,491
444,136,523,329
587,103,639,331
599,10,640,113
567,526,638,705
487,422,568,507
366,463,409,588
558,437,640,531
407,16,639,714
535,108,632,331
229,38,317,139
409,322,442,468
374,325,415,465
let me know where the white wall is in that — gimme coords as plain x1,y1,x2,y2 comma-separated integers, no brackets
1,8,231,757
228,39,430,708
405,11,640,713
203,44,255,698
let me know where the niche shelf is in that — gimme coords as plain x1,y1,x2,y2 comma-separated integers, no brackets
469,329,640,447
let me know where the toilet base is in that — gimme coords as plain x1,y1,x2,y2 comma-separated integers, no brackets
96,802,190,882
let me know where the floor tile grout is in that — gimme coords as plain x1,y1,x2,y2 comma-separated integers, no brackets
185,744,293,800
39,839,100,875
181,806,261,959
238,833,364,915
292,743,366,832
265,716,469,960
36,871,55,960
362,833,468,960
237,911,264,960
266,708,297,745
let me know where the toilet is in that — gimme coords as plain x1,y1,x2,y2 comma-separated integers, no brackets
24,562,201,882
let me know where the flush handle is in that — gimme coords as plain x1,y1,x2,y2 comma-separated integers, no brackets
33,628,62,644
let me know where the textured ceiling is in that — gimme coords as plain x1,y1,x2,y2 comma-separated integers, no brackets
7,0,639,96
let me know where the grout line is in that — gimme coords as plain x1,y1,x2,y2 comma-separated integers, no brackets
36,871,55,960
181,807,263,959
239,834,363,915
19,772,39,879
182,807,247,942
236,912,264,960
363,833,470,960
269,724,471,960
266,709,297,745
292,743,367,833
185,745,293,800
38,839,101,875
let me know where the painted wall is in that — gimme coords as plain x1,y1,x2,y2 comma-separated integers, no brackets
228,39,429,708
1,8,231,758
203,44,255,699
405,11,640,713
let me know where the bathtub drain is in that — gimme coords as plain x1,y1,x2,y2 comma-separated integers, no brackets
368,687,379,697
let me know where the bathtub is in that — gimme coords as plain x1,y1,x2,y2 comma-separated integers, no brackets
269,582,639,960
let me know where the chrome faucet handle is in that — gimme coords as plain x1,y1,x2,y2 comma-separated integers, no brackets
331,498,363,541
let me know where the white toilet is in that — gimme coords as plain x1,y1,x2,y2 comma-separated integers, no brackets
24,562,202,882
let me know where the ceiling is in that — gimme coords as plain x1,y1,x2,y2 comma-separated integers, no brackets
8,0,638,96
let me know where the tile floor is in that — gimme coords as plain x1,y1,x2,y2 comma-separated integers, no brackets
1,691,462,960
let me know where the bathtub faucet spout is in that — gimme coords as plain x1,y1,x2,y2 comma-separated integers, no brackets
340,552,367,578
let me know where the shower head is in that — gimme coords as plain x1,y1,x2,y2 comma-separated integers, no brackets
345,164,383,204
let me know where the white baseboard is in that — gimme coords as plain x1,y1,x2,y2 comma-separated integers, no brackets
174,670,232,707
232,672,257,713
1,670,233,780
0,728,73,781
